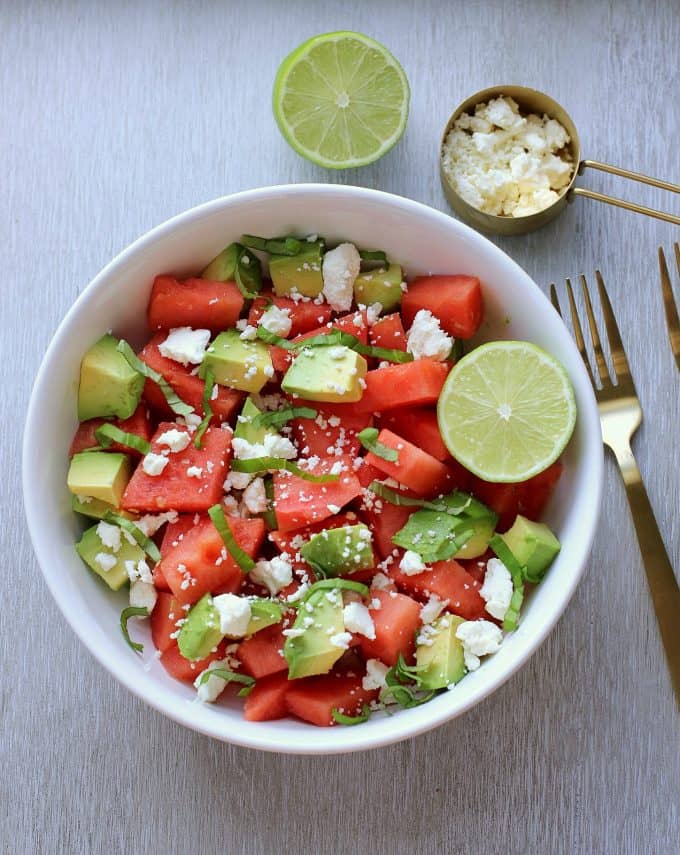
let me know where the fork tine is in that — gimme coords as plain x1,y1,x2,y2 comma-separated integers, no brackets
595,270,631,383
659,246,680,370
565,278,596,387
580,274,611,385
549,283,562,316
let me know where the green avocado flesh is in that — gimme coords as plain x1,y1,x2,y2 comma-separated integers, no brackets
415,614,466,690
284,588,345,679
78,334,144,421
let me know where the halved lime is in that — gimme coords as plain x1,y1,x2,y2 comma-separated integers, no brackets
437,341,577,483
272,31,410,169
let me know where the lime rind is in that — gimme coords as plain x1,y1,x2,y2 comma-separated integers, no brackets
437,341,577,483
272,31,410,169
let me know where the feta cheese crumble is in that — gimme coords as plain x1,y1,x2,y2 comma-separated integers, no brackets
455,619,503,671
480,558,513,621
142,452,169,476
342,602,376,640
94,552,117,573
259,304,292,337
186,466,203,479
250,554,293,595
406,310,453,361
329,631,353,650
420,595,447,625
129,580,157,611
243,477,267,514
321,242,361,312
399,550,427,576
158,327,211,365
362,658,389,691
212,593,252,638
156,428,191,453
194,658,230,703
96,521,121,553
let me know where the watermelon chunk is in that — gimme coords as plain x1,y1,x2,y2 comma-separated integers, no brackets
159,641,227,683
470,461,563,531
248,292,332,337
243,671,291,721
148,275,243,332
401,275,483,339
285,674,379,727
355,360,449,414
69,404,153,457
368,313,407,351
365,429,451,498
150,591,183,652
238,622,288,679
379,408,450,462
291,408,372,459
390,559,486,620
359,589,421,666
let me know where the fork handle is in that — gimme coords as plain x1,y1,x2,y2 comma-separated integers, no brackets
610,442,680,703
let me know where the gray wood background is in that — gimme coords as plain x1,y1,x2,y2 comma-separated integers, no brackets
2,1,679,853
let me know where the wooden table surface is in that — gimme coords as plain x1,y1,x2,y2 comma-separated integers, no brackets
2,1,679,852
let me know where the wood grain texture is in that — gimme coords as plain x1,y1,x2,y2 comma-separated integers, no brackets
1,1,679,853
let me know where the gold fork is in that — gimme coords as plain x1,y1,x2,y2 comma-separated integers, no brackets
550,272,680,703
658,243,680,370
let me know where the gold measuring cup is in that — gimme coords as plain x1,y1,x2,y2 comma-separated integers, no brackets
440,85,680,236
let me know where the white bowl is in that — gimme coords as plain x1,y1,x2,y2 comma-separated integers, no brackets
23,184,603,754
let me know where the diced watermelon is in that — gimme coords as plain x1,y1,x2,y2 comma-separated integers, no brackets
158,515,265,605
390,559,486,620
159,514,198,555
470,461,563,531
159,641,227,683
293,309,370,346
291,408,372,459
121,423,232,514
361,493,413,560
285,674,379,727
401,275,483,339
359,589,422,666
247,292,333,337
354,459,385,489
69,404,153,457
458,551,493,585
368,313,407,351
269,345,292,374
150,591,183,652
238,623,288,679
379,408,450,462
272,458,364,532
147,276,244,332
243,671,291,721
365,429,451,498
355,360,450,414
268,510,362,554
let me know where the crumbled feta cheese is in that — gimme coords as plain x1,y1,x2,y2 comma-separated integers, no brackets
135,511,178,536
178,412,202,431
129,580,157,611
250,555,293,595
480,558,513,621
321,242,361,311
125,558,153,584
158,327,211,365
239,324,258,341
362,658,389,691
420,595,447,625
156,428,191,453
259,305,292,337
224,470,253,491
329,631,353,650
186,466,203,479
366,302,383,325
75,494,92,504
326,503,341,514
455,619,503,671
406,310,453,362
263,433,297,460
142,452,169,476
371,572,392,590
243,477,267,514
194,658,230,703
342,602,376,639
399,550,427,576
94,552,117,573
96,521,121,553
212,593,252,638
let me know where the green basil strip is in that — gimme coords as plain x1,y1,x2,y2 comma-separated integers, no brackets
381,653,437,709
94,423,151,455
261,476,278,530
357,428,398,462
234,246,262,298
104,512,161,563
193,367,215,449
117,340,194,416
359,249,388,263
237,684,254,697
254,406,317,429
366,481,431,509
208,504,255,572
242,234,302,256
231,458,339,484
120,606,149,653
368,482,492,520
197,667,255,688
299,578,370,604
489,534,526,631
256,327,412,364
332,704,371,726
360,344,413,363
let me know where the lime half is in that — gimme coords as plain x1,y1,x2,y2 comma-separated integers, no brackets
437,341,577,483
272,31,410,169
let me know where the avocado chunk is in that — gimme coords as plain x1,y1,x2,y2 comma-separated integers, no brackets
353,264,404,312
301,525,374,578
233,397,276,445
76,522,145,591
201,243,239,281
71,494,136,521
67,451,132,507
77,334,144,421
281,345,367,403
452,514,497,559
178,594,224,661
416,614,466,690
269,240,324,298
284,587,346,679
201,329,273,393
499,515,560,582
246,598,283,635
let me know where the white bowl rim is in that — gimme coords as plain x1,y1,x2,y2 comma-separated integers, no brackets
23,183,603,754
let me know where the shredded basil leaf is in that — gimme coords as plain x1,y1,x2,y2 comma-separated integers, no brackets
120,606,149,653
104,512,161,563
254,406,317,429
332,704,371,725
357,427,398,462
231,457,339,483
382,654,437,709
117,340,194,416
298,578,370,605
256,326,412,364
94,423,151,455
242,234,302,256
237,684,254,697
367,482,495,524
197,667,255,687
194,366,215,449
392,510,473,562
234,246,262,298
208,504,255,573
489,534,526,631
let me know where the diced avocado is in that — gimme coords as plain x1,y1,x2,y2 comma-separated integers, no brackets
301,525,374,578
233,397,276,445
178,594,224,661
201,329,273,394
75,523,145,591
77,334,144,421
416,614,466,690
245,598,283,635
269,240,324,298
453,514,497,559
284,587,345,679
499,515,561,582
71,494,136,521
353,264,403,312
281,345,367,403
67,452,132,507
201,242,240,281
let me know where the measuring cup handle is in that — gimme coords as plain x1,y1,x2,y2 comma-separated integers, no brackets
573,160,680,225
